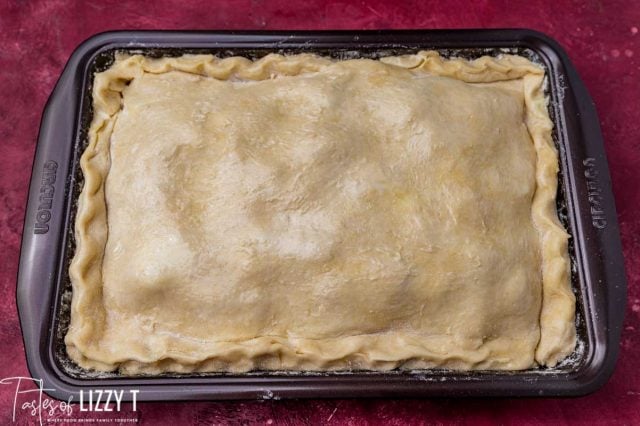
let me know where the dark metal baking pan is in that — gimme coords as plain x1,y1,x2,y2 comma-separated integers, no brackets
17,30,626,400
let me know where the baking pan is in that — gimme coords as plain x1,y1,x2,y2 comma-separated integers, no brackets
17,30,626,400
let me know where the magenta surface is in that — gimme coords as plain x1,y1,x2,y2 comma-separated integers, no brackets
1,0,638,424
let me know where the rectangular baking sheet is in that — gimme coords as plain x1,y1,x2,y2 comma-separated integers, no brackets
17,30,626,400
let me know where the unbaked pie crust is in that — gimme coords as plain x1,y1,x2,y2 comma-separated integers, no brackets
66,51,576,374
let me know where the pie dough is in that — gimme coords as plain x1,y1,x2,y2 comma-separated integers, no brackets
66,51,576,374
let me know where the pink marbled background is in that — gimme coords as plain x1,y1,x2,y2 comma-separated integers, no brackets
1,0,638,424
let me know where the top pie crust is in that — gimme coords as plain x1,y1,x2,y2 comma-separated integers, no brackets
66,51,576,374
